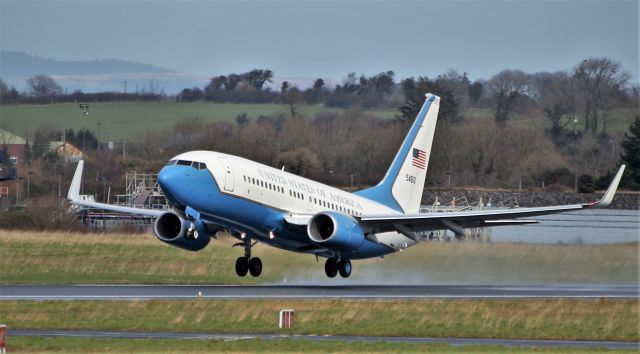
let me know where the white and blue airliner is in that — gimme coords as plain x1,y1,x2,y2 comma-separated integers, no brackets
68,94,626,278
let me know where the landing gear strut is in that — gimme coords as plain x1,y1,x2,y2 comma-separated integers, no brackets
234,236,262,277
325,258,351,278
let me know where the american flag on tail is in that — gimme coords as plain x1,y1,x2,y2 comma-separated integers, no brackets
412,148,426,169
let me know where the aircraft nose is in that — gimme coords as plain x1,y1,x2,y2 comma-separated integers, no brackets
158,166,184,205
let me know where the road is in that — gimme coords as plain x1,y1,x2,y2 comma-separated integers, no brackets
1,284,637,300
8,329,639,349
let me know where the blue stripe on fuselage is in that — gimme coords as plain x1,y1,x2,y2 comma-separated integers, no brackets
158,165,393,259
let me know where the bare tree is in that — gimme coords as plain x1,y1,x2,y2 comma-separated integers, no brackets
273,147,320,177
284,87,304,118
532,71,577,141
26,74,62,97
489,70,531,126
572,57,631,135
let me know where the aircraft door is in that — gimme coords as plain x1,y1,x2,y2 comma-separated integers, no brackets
219,158,235,192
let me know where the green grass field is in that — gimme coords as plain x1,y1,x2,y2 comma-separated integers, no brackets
1,101,635,142
9,337,635,353
3,299,638,341
0,231,637,285
0,101,397,141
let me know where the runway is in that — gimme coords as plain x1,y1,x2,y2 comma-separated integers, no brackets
8,329,640,349
1,284,637,300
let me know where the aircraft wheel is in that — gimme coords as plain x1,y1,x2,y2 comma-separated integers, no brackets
235,257,249,277
249,257,263,277
325,258,338,278
338,259,352,278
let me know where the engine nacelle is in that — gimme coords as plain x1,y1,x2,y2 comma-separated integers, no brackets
307,211,365,252
153,211,210,251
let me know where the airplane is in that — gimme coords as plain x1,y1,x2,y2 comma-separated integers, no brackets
67,93,626,278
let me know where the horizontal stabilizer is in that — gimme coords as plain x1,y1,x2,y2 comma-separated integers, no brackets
67,160,164,217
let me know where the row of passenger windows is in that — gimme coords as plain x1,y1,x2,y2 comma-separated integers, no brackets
310,196,360,216
166,160,208,170
243,175,285,194
242,174,360,216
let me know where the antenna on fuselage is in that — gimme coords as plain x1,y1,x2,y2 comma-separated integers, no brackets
281,166,285,171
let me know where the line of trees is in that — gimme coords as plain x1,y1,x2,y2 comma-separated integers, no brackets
0,75,163,104
2,57,637,193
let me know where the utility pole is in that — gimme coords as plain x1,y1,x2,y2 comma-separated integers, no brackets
124,81,127,96
573,116,579,192
27,171,33,199
15,160,19,206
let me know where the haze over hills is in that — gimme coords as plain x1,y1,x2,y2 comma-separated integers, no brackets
0,50,207,94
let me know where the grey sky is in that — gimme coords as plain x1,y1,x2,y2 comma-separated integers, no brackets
1,0,638,83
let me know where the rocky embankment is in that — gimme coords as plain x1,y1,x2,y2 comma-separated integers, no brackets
422,189,639,210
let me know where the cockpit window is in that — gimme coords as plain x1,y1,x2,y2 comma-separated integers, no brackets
171,160,207,170
191,161,207,170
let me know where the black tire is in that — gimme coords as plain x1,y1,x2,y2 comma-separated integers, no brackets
324,258,338,278
249,257,262,277
235,257,249,277
338,259,352,278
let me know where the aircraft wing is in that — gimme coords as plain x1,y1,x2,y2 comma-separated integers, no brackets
67,160,164,217
360,165,626,234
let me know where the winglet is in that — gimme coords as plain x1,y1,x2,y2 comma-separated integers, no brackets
67,160,84,201
591,165,625,208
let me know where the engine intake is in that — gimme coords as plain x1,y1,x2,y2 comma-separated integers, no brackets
154,211,210,251
307,211,364,251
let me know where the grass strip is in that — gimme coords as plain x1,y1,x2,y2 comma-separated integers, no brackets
6,336,638,354
2,299,638,342
1,231,637,285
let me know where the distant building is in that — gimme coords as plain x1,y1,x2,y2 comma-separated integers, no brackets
0,128,26,163
49,141,85,162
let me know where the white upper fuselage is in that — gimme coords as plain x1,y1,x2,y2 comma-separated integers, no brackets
166,150,415,255
173,150,401,216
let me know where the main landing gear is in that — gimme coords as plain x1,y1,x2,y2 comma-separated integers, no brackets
234,237,262,277
324,258,351,278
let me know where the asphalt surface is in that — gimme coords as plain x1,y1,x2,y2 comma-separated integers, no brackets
1,284,638,300
8,329,640,349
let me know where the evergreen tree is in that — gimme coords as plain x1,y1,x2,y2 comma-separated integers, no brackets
399,77,459,125
597,116,640,190
619,116,640,189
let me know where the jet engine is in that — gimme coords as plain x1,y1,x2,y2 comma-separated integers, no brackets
153,211,210,251
307,211,365,252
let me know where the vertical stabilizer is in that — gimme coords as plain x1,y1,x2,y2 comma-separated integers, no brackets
67,160,84,201
354,94,439,213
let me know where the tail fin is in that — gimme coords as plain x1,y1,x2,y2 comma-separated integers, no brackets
67,160,84,201
354,94,439,213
